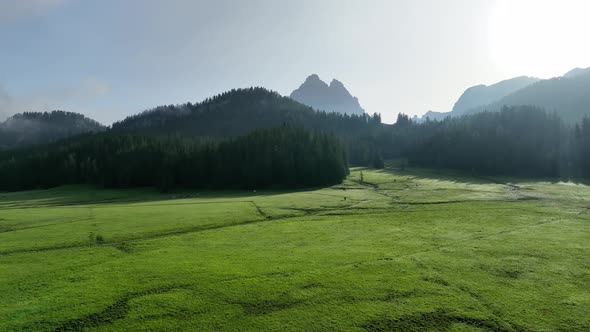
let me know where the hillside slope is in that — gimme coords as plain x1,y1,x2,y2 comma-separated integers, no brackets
0,111,105,149
112,87,379,138
465,71,590,123
452,76,540,115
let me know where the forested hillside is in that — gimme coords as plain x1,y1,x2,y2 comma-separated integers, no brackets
3,88,590,193
112,88,386,166
397,106,590,178
112,88,376,137
408,107,564,176
0,111,105,149
0,127,348,191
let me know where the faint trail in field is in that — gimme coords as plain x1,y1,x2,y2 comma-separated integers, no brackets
393,198,539,205
0,201,255,234
0,208,304,256
453,283,525,331
0,218,260,256
477,176,521,190
0,207,102,236
51,284,191,332
0,201,556,256
250,201,270,219
350,179,379,189
335,216,567,273
0,217,94,234
0,241,107,256
0,200,382,255
0,199,260,210
0,196,572,257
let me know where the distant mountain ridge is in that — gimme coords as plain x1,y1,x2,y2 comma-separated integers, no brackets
422,67,590,123
463,70,590,123
0,111,105,149
452,76,540,115
563,67,590,78
290,74,365,115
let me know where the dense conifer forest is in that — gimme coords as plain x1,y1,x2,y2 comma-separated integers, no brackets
1,88,590,192
0,127,348,191
400,106,590,178
111,88,385,166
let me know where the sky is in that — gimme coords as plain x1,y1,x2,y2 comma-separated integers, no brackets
1,0,590,124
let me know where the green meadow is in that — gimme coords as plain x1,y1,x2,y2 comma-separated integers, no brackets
1,167,589,331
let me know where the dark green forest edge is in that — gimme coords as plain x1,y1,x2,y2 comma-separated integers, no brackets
1,88,590,192
0,127,348,191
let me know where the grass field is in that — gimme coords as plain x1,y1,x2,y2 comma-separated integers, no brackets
1,167,589,331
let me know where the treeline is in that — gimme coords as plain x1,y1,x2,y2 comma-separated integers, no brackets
0,127,348,191
3,87,590,192
573,117,590,177
396,106,590,178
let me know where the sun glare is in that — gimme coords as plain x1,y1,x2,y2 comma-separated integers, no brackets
489,0,590,78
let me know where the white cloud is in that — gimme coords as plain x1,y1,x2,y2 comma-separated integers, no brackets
0,0,66,23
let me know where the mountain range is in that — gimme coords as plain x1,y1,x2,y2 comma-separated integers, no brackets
1,67,590,150
423,67,590,123
290,74,365,115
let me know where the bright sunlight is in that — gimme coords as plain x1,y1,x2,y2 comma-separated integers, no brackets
489,0,590,78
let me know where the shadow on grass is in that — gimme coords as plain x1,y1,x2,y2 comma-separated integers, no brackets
0,184,324,209
3,165,584,209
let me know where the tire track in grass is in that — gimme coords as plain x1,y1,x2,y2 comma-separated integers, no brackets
0,199,565,256
0,201,254,236
0,217,265,256
0,201,314,256
1,199,264,210
250,201,270,219
50,284,191,332
0,197,368,256
0,217,95,234
326,215,570,285
9,201,570,330
0,174,568,257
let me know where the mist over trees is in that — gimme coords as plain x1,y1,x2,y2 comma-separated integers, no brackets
0,111,105,149
573,118,590,178
395,106,590,178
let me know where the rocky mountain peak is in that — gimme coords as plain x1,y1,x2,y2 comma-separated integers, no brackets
290,75,364,115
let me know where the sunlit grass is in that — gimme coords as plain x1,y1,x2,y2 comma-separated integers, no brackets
1,167,589,331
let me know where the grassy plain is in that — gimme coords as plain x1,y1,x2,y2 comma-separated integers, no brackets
0,167,589,331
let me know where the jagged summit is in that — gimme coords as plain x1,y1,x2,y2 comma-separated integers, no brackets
290,75,365,115
329,79,345,88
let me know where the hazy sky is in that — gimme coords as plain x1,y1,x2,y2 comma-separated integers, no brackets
1,0,589,124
